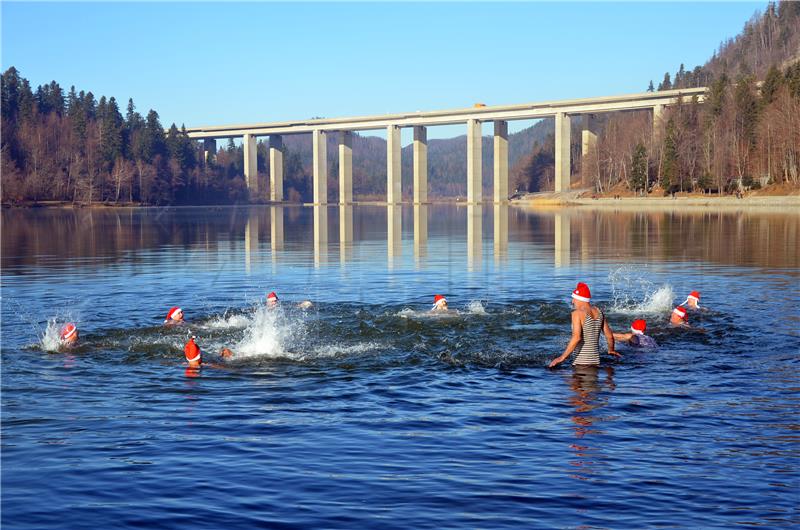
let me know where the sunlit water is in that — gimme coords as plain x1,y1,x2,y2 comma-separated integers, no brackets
2,205,799,529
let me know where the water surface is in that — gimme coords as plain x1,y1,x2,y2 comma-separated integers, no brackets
2,205,799,529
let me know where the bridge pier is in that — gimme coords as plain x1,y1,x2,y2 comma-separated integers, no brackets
243,134,258,195
313,129,327,204
339,131,353,205
467,119,482,204
387,125,401,204
269,135,283,202
555,112,571,193
202,138,216,164
653,104,665,145
581,115,597,187
493,120,508,203
413,126,427,204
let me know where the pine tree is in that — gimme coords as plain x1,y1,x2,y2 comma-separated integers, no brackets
661,118,678,191
647,80,655,92
630,142,648,192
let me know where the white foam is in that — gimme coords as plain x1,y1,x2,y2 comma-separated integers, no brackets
312,341,383,358
231,305,298,360
466,300,487,315
202,313,252,330
40,319,64,352
608,265,675,314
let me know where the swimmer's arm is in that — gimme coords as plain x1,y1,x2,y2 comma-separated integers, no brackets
549,311,583,368
613,332,633,342
603,320,621,358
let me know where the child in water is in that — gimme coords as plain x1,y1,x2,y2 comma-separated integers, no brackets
431,295,448,313
266,291,313,310
613,319,658,348
683,290,701,310
670,305,690,327
60,323,79,346
164,307,185,326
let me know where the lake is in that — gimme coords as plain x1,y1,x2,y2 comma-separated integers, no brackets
2,204,799,529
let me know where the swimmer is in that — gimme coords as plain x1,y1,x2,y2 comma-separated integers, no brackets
297,300,314,310
549,282,621,368
220,347,234,359
670,305,689,327
431,294,448,313
60,323,79,346
164,306,184,325
683,290,701,310
613,319,658,348
184,336,202,368
266,292,279,308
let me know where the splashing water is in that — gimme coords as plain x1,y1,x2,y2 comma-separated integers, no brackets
202,312,252,330
609,266,674,314
40,319,65,352
466,300,487,315
231,306,300,360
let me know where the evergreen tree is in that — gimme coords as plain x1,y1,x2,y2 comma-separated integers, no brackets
100,97,124,165
630,142,648,192
647,80,654,92
761,65,782,105
661,118,678,191
141,110,166,162
659,72,672,91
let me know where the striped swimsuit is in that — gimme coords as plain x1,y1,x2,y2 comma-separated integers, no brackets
573,309,603,366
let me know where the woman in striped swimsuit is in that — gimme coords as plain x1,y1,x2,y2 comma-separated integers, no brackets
549,282,621,368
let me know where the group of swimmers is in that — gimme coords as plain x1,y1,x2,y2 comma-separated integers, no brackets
55,284,702,369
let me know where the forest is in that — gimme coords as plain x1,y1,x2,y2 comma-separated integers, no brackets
2,1,798,205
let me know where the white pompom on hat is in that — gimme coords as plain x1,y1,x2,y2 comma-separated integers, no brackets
571,282,591,302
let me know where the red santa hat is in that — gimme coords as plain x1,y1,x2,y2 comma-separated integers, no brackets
164,307,182,323
60,323,77,341
433,294,447,308
267,292,279,302
684,290,700,306
631,319,646,335
184,336,201,363
673,306,688,319
571,282,591,302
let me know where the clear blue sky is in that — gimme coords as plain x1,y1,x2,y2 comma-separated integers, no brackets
2,2,764,139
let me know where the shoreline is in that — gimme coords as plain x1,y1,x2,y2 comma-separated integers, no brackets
3,194,800,210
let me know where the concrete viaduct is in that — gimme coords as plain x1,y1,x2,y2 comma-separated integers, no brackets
183,87,706,204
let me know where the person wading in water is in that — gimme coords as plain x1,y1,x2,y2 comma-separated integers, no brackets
549,282,621,368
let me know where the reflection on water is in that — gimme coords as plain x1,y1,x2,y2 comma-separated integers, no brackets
567,366,615,482
314,205,328,267
339,205,353,264
2,206,799,273
467,205,482,271
555,210,571,268
414,204,428,265
493,204,508,263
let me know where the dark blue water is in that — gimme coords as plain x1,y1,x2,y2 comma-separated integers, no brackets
2,205,799,529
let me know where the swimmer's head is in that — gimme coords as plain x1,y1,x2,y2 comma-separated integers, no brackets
297,300,313,310
571,282,591,305
631,319,646,335
684,291,700,309
184,336,201,367
432,294,448,311
165,307,184,324
60,323,78,344
266,292,279,307
670,306,688,325
220,347,234,359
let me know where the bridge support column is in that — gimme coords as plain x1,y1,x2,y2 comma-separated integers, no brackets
313,129,327,205
203,138,216,164
653,104,665,145
244,134,258,194
493,120,508,203
339,131,353,205
387,125,401,204
413,126,427,204
269,135,283,202
467,119,482,204
581,115,597,188
555,112,571,193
